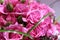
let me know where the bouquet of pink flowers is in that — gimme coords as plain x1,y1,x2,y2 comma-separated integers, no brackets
0,0,60,40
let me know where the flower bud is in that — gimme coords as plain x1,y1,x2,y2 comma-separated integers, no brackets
6,3,13,12
17,16,27,27
17,16,23,24
21,0,25,3
0,0,4,4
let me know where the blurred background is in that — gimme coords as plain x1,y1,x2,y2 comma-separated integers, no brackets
36,0,60,22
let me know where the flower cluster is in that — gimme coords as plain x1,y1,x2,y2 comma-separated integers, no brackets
0,0,60,40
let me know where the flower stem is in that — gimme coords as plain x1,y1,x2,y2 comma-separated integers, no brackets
27,13,52,33
0,29,31,37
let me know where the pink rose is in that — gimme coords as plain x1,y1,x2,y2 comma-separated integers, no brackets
4,22,28,40
14,3,29,12
6,14,16,24
0,16,7,26
22,2,55,24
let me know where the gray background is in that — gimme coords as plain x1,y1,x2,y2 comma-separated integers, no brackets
36,0,60,22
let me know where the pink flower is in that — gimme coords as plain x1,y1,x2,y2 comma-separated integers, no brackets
4,22,28,40
5,22,28,33
14,3,29,12
22,2,55,24
0,32,5,40
4,0,18,6
0,5,4,13
27,10,41,24
47,23,60,37
3,32,22,40
6,14,16,24
0,0,59,40
26,23,45,38
19,0,34,4
0,16,7,26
